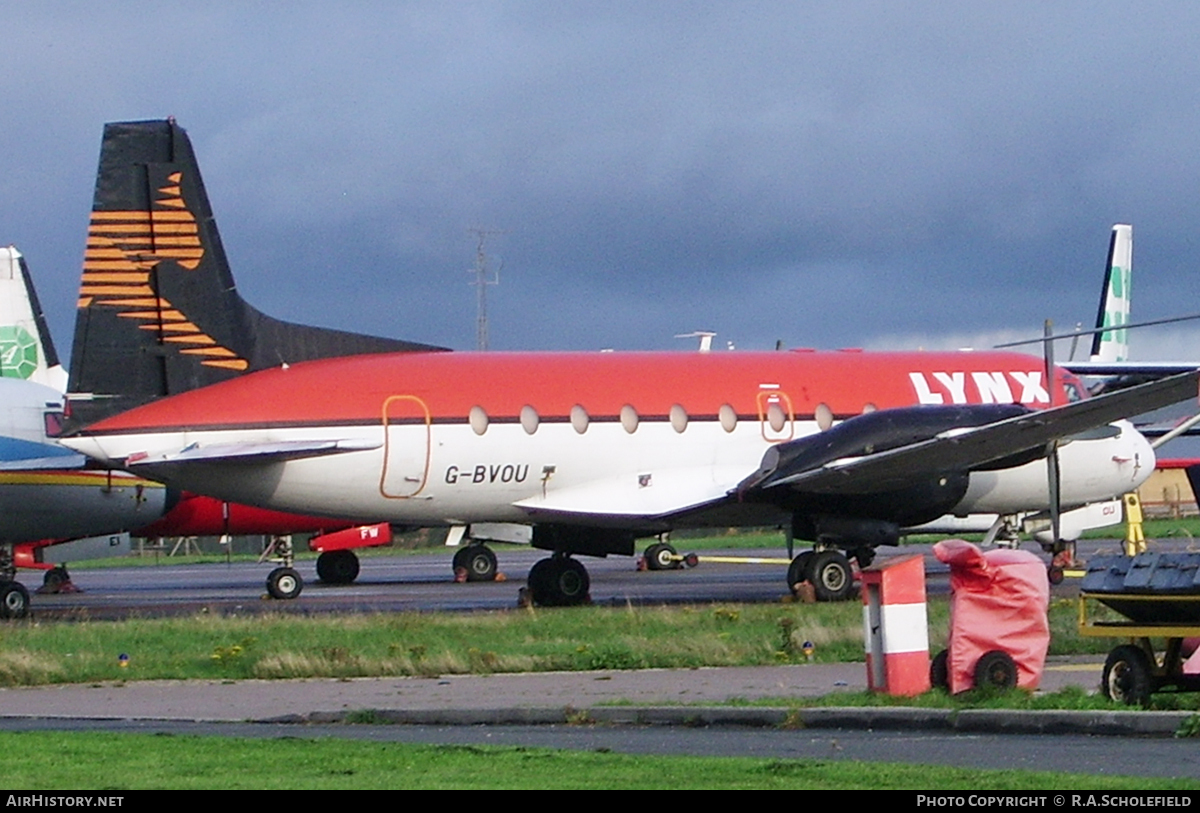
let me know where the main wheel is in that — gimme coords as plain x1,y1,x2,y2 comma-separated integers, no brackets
1102,644,1154,706
786,551,814,592
808,550,854,602
316,550,360,584
644,542,678,571
930,649,949,690
528,557,590,607
0,581,29,619
266,567,303,600
453,545,497,582
974,650,1018,690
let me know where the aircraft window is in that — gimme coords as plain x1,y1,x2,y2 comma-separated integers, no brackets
862,403,877,414
766,401,787,433
815,403,834,431
43,411,65,438
620,404,639,434
520,405,539,435
571,404,589,434
469,405,489,436
719,404,737,433
669,404,688,433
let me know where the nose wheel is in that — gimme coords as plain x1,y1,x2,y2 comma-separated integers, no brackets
260,535,303,600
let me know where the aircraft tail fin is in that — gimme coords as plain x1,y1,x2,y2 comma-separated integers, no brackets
68,119,446,427
0,246,67,392
1089,224,1132,363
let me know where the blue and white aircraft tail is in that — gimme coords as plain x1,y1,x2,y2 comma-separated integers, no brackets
1089,224,1133,364
0,246,66,392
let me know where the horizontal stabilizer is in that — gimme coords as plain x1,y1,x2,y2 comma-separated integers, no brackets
125,438,380,467
0,453,88,471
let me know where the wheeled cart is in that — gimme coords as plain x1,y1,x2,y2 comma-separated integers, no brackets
1079,552,1200,706
930,539,1051,693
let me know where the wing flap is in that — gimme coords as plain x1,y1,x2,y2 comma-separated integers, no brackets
513,466,746,519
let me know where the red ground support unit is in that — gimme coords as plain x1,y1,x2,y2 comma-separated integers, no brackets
308,523,392,552
862,553,930,696
934,539,1050,694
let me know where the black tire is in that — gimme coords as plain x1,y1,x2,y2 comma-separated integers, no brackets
645,542,678,571
809,550,854,602
528,557,590,607
1047,566,1064,586
0,581,29,620
786,551,814,592
457,545,497,582
526,558,554,601
42,567,69,590
266,567,303,600
1102,644,1155,706
315,550,360,584
930,649,949,690
853,547,875,569
974,650,1018,690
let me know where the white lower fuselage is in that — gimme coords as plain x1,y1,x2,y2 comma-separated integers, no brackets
73,416,1154,534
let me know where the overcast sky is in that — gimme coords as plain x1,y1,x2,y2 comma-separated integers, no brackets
4,2,1200,361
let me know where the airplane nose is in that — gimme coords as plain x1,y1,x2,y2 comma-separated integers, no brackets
1120,422,1156,489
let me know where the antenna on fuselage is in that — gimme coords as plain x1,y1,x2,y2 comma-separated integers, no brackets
468,228,504,351
674,331,716,352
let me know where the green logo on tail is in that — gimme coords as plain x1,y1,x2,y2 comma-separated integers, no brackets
0,326,39,379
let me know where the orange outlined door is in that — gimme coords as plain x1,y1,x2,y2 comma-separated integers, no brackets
380,395,431,498
756,388,794,443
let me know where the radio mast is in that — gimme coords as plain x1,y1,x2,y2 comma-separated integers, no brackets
468,228,504,351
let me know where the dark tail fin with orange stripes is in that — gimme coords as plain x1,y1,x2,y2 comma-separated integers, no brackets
67,119,445,427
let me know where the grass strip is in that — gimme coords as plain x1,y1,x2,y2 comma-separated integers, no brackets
0,730,1194,789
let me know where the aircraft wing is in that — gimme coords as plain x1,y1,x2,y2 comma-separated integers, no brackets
1063,362,1198,377
124,438,380,466
751,369,1199,496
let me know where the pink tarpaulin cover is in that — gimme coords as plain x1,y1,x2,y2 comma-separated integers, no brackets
934,539,1050,693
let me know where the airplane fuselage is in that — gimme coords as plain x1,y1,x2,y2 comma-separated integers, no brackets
67,350,1154,546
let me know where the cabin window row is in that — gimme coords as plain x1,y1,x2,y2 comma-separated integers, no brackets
464,402,871,436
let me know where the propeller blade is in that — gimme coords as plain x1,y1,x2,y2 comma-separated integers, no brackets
1047,440,1062,544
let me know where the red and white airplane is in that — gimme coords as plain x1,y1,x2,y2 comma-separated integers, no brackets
64,347,1198,605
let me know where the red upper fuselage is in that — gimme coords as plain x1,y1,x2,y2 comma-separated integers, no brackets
83,349,1075,435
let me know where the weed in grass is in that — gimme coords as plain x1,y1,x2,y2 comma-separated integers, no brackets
0,650,65,685
1175,714,1200,738
343,709,388,725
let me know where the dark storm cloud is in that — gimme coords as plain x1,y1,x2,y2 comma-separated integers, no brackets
2,2,1200,356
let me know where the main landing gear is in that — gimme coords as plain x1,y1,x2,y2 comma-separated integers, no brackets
526,554,591,607
315,549,360,585
452,544,498,582
787,546,866,602
0,545,29,619
0,580,29,619
260,534,303,600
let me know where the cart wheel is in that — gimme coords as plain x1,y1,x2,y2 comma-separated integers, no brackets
974,650,1018,690
930,649,949,690
1047,565,1064,585
1102,644,1154,707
